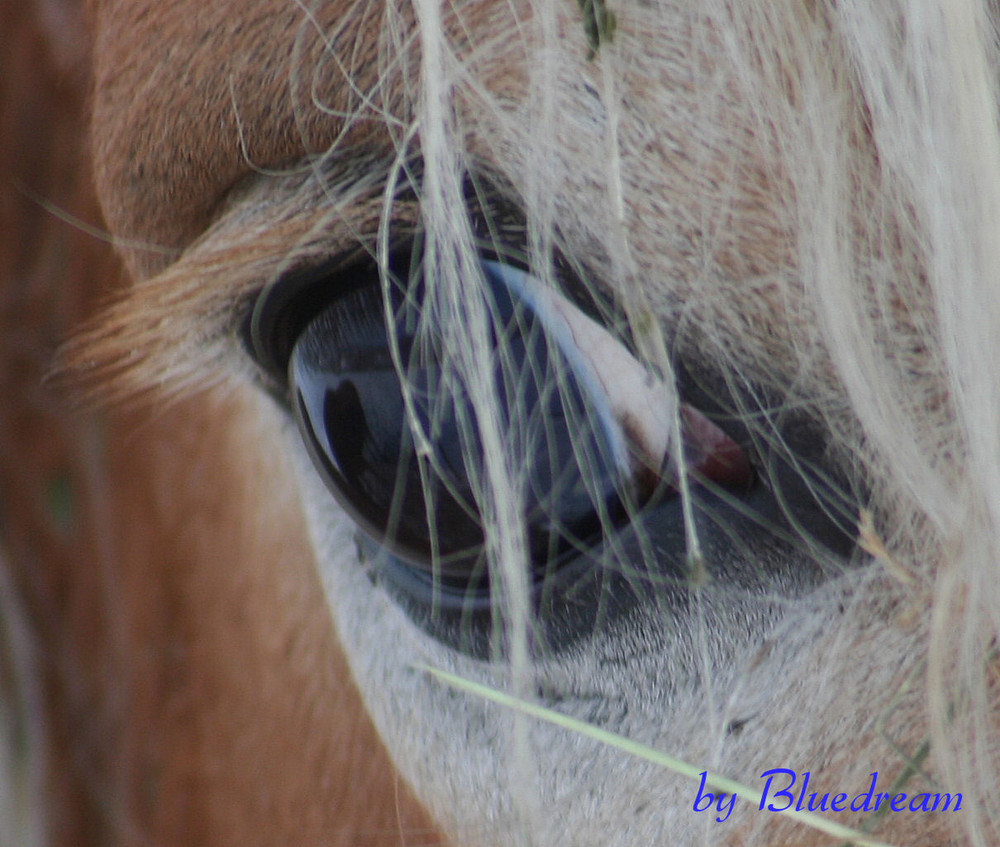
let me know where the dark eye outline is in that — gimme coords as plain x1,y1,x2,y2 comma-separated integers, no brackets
244,246,406,387
242,232,862,658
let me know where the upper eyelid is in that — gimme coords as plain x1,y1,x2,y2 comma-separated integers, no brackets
68,155,612,404
244,238,631,419
65,167,401,402
238,184,526,387
242,240,414,388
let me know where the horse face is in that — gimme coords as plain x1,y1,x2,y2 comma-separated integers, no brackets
13,0,997,844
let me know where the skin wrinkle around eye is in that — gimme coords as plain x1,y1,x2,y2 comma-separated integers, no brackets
88,0,541,282
89,0,402,277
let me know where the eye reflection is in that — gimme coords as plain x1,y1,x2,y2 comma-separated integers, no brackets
288,258,640,588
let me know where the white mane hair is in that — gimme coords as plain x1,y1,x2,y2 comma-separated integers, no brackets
388,0,1000,841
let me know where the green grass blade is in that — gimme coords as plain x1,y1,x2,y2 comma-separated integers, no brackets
416,664,899,847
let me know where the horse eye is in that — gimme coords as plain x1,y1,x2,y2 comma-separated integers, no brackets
288,257,647,592
248,242,856,655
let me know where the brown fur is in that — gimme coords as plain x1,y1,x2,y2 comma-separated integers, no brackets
90,0,394,274
1,1,438,844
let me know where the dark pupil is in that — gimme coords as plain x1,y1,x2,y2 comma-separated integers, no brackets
289,260,629,588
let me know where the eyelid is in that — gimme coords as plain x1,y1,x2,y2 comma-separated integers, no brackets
243,239,489,386
243,235,619,385
245,255,361,384
243,242,414,386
